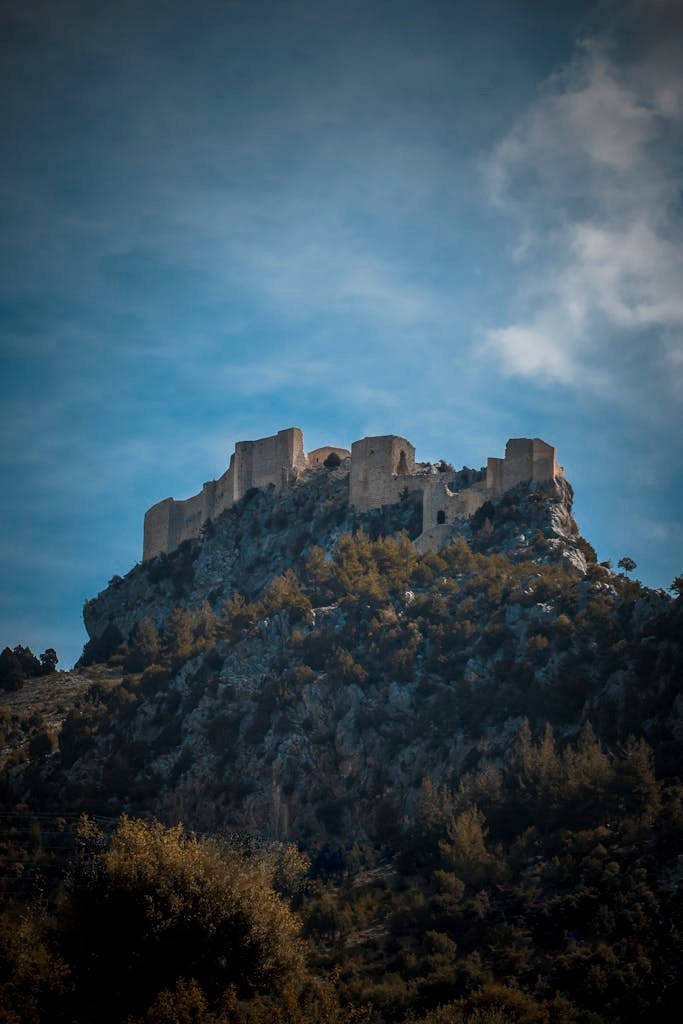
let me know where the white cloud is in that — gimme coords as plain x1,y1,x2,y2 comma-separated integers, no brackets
484,322,575,383
483,22,683,399
565,220,683,329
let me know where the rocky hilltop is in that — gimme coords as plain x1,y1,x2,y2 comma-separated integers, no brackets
3,447,683,1024
6,458,679,847
84,460,588,650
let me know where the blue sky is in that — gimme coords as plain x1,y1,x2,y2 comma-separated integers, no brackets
1,0,682,667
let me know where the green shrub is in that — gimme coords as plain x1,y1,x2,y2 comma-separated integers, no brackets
57,817,305,1021
264,571,313,625
326,648,368,685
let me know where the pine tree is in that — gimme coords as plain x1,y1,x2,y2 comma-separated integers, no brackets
163,608,194,663
135,618,160,664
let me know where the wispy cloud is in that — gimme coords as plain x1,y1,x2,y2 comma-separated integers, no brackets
482,11,683,403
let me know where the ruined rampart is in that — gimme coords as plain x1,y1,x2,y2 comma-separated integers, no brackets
348,435,417,513
307,446,351,468
348,434,562,542
143,428,307,560
142,427,563,561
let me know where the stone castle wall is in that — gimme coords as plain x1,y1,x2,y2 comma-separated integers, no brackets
143,428,307,560
142,427,563,561
348,435,417,513
347,435,562,541
307,446,351,468
421,476,488,534
233,428,307,495
143,499,176,562
418,438,562,537
487,438,561,494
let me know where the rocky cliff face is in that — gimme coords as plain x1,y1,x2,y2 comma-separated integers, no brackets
7,461,675,846
3,457,682,1024
84,465,420,647
438,475,589,573
64,568,679,843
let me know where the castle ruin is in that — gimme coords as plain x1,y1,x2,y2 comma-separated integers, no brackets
143,427,563,560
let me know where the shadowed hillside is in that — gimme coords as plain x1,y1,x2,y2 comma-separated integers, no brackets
1,460,682,1023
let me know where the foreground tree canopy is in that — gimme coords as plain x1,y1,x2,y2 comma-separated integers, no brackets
1,816,322,1024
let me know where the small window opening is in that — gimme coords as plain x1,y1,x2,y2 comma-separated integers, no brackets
437,510,446,525
397,449,408,475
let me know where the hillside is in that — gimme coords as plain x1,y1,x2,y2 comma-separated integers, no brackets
3,461,680,835
82,461,588,654
1,457,682,1023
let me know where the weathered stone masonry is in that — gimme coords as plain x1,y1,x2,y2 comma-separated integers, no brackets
142,428,562,560
143,429,351,560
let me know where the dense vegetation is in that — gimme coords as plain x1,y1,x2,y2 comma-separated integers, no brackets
0,644,58,692
306,725,683,1023
50,533,683,805
2,524,682,1022
0,815,367,1024
2,734,682,1022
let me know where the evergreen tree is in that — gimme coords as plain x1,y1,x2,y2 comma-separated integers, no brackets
163,608,195,663
39,647,59,674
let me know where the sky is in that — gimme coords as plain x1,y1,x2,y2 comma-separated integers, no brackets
1,0,682,668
